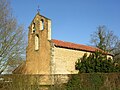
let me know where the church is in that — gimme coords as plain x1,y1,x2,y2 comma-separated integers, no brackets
13,12,112,75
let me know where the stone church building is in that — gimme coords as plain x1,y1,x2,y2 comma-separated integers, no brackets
13,12,112,75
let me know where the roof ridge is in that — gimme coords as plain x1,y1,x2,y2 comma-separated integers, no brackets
51,39,113,56
52,39,98,49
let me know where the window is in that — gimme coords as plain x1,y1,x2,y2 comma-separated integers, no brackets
32,23,35,33
35,35,39,50
40,19,44,30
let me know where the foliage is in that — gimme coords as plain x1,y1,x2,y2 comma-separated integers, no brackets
0,0,25,74
75,51,120,73
90,25,120,64
66,73,120,90
114,42,120,64
90,25,120,52
0,74,120,90
89,73,104,90
66,74,81,90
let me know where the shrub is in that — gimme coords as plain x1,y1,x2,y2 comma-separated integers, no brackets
75,51,120,73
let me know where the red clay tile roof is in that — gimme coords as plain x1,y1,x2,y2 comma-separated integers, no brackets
52,39,101,52
52,39,113,56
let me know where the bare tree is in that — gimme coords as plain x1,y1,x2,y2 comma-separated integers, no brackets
0,0,25,74
90,25,120,60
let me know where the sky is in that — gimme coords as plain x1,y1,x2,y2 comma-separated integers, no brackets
11,0,120,45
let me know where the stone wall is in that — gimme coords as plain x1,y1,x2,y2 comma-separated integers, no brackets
53,46,113,74
24,13,51,74
53,47,91,74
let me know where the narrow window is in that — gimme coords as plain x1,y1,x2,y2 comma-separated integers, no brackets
32,23,35,33
35,35,39,50
40,19,44,30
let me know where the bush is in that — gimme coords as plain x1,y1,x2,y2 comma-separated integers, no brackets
66,73,120,90
75,51,120,73
66,74,81,90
